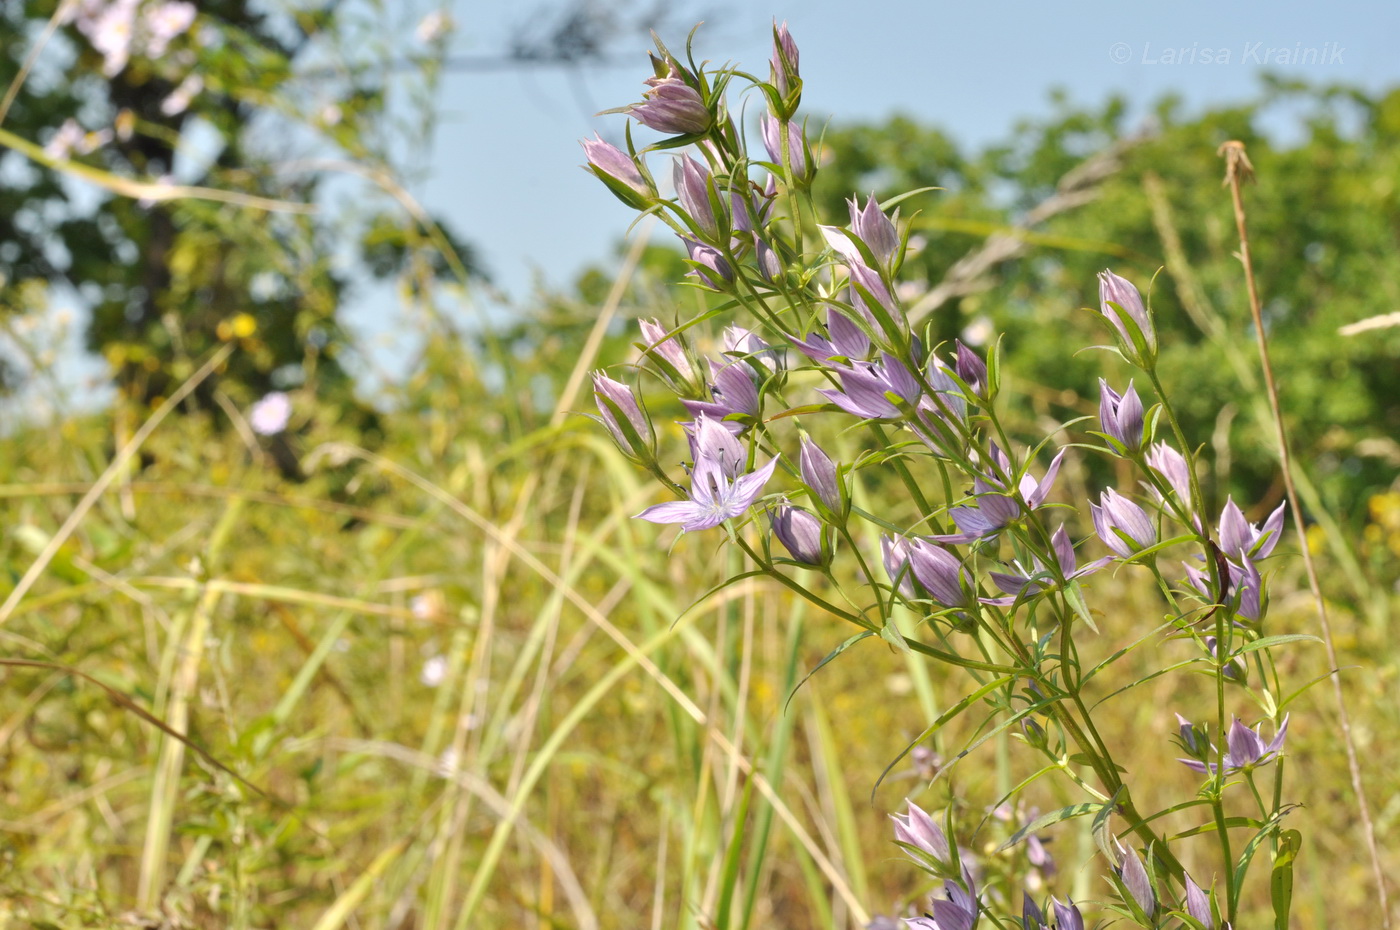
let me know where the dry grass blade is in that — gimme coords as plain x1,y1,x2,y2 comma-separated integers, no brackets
1219,139,1391,926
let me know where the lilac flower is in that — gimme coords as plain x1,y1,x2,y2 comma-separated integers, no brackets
1051,898,1084,930
1098,269,1157,362
1205,636,1248,682
1218,497,1287,560
1184,874,1214,928
636,416,776,532
582,135,654,208
846,258,900,329
848,193,899,268
753,235,783,282
882,536,916,598
673,155,719,240
771,503,825,565
953,341,988,399
249,391,292,436
1145,442,1193,513
1091,488,1156,558
1099,379,1144,451
638,318,694,384
681,237,733,289
1116,842,1157,918
723,325,785,374
769,20,800,98
938,445,1064,545
891,800,951,865
1178,714,1290,775
905,869,978,930
631,72,711,135
682,359,758,429
799,437,841,513
593,373,651,458
760,114,810,181
906,539,969,608
986,526,1110,604
1022,895,1047,930
818,355,919,420
791,307,871,363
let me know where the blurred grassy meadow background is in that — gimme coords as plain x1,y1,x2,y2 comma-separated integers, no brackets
2,1,1400,927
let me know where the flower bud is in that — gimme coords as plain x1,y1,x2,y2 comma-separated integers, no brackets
673,154,721,241
1090,488,1156,558
799,437,841,516
681,237,733,289
768,20,800,105
581,135,655,209
760,115,812,184
953,340,989,400
1098,379,1144,452
1097,269,1157,367
632,73,711,135
592,372,652,462
638,318,694,388
771,503,826,566
890,800,951,866
848,193,898,268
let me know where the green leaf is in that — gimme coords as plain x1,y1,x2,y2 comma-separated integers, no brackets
1272,829,1301,930
785,631,874,713
871,675,1013,800
996,801,1101,853
1236,634,1322,654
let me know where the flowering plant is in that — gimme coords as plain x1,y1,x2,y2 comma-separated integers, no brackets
583,25,1321,929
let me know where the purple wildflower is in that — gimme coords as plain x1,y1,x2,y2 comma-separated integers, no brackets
1098,269,1157,361
1090,488,1157,558
953,341,988,399
1116,842,1157,918
682,360,759,430
673,154,719,240
986,525,1110,604
905,868,979,930
891,800,951,865
1178,714,1290,775
1145,442,1193,514
906,539,969,609
632,72,711,135
581,135,654,208
1184,874,1214,928
771,503,825,565
883,536,916,598
1205,636,1248,681
799,437,841,514
818,355,919,420
638,318,694,384
636,416,776,532
791,307,871,363
769,20,800,99
723,325,785,374
1218,497,1287,560
1099,379,1144,451
760,114,810,181
1051,898,1084,930
848,193,899,268
681,237,733,289
592,373,650,457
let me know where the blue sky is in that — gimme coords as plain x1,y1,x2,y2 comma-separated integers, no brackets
420,0,1399,304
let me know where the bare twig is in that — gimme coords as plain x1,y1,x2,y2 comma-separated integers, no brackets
1219,139,1391,926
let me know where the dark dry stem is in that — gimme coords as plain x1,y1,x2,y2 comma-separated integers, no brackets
1219,140,1390,927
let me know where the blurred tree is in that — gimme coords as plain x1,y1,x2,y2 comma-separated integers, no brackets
813,79,1400,515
